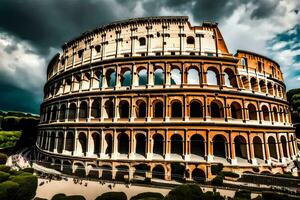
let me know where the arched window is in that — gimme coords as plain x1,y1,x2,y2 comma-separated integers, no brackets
68,103,77,121
250,78,258,92
171,101,182,118
153,100,163,118
57,132,64,153
262,105,270,121
268,136,278,159
187,36,195,44
248,103,257,120
136,100,146,118
105,134,112,155
106,69,116,87
207,67,219,85
273,107,278,122
230,102,242,119
105,100,114,118
241,58,247,66
192,168,205,182
59,104,66,121
119,100,130,118
79,101,88,119
267,82,274,95
253,136,264,160
187,68,200,84
121,69,131,86
280,136,288,158
92,132,100,155
224,68,238,88
210,100,223,118
153,134,164,156
65,132,74,152
51,106,58,121
234,136,248,159
190,101,203,118
259,80,266,93
171,134,183,155
242,76,249,90
139,37,146,46
190,134,205,157
118,133,129,154
91,99,100,118
81,72,90,90
138,69,147,86
78,132,87,154
152,165,165,180
135,134,146,156
213,135,227,158
170,68,181,85
154,68,164,85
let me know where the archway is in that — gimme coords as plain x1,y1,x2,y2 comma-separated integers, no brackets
190,134,205,157
104,99,114,118
138,69,147,86
190,101,203,118
268,136,278,159
207,67,219,85
59,104,66,121
171,101,182,118
248,103,257,120
121,69,132,86
171,134,183,155
57,132,64,153
259,80,266,93
135,133,146,157
192,168,205,183
262,105,270,121
136,100,146,118
170,68,181,85
253,136,264,160
280,136,288,158
152,165,165,180
65,132,74,152
153,134,164,156
79,101,88,120
231,102,243,119
224,68,237,88
154,68,164,85
119,100,129,118
213,135,227,158
171,163,185,181
91,99,100,118
153,100,163,118
250,78,258,92
49,132,56,152
118,133,129,154
187,68,200,84
105,134,112,155
68,103,77,121
78,132,87,155
234,136,248,159
92,132,100,155
211,100,223,118
106,69,116,87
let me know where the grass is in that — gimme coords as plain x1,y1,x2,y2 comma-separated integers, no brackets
0,131,22,148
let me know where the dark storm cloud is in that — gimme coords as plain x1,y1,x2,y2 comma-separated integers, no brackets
250,0,280,19
0,0,119,55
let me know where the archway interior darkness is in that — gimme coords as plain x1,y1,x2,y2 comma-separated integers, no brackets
187,68,200,84
224,68,237,88
280,136,288,157
213,135,226,158
121,70,131,86
79,102,88,119
192,168,205,182
170,68,181,85
153,134,164,156
105,134,112,155
118,133,129,154
119,101,129,118
273,107,279,122
51,106,57,121
171,134,183,155
50,132,56,152
137,101,146,118
106,70,116,87
92,133,100,154
171,101,182,118
171,163,185,181
78,133,87,154
65,132,74,152
57,132,64,153
154,101,163,117
211,101,223,118
115,166,129,181
253,137,264,159
136,134,146,156
248,104,257,120
105,100,114,118
91,100,100,118
268,137,278,159
152,165,165,179
190,134,205,157
154,68,164,85
260,80,266,93
101,165,112,180
250,78,258,91
134,164,147,177
68,103,76,121
187,36,195,44
138,69,147,86
190,101,203,117
262,105,270,121
234,136,247,159
59,105,66,121
231,102,242,119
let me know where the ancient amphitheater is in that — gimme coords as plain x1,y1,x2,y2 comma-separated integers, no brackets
36,16,298,182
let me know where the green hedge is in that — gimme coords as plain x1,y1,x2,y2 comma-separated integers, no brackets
52,193,67,200
130,192,164,200
164,184,203,200
0,165,10,173
22,167,34,174
9,173,38,200
95,192,127,200
0,171,10,182
0,153,8,164
202,191,225,200
211,175,223,186
0,180,19,200
211,164,223,175
262,192,300,200
234,190,251,200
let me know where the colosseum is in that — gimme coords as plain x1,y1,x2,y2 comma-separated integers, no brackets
36,16,299,182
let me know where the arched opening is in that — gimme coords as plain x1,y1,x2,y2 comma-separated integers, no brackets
241,58,247,66
105,134,112,155
138,69,147,86
101,165,112,180
192,168,205,183
104,100,114,118
81,73,90,90
190,100,203,118
207,67,219,85
153,100,163,118
152,165,165,180
262,105,270,121
139,37,146,46
234,136,248,159
115,165,129,181
72,74,81,91
250,78,258,92
279,108,284,122
273,107,279,122
170,68,181,85
74,163,86,177
68,103,77,121
280,136,288,158
46,108,51,122
79,101,88,120
49,132,56,152
106,69,116,87
64,78,72,93
59,104,66,121
93,70,102,89
267,83,274,95
91,99,100,118
171,134,183,155
154,68,164,85
134,164,148,178
248,103,257,120
187,68,200,84
92,132,100,155
231,102,243,119
290,136,296,157
259,80,266,93
268,136,278,159
136,100,146,118
62,161,72,175
242,76,249,90
153,134,164,156
57,132,64,153
190,134,205,157
213,135,227,159
118,133,129,154
121,69,132,86
171,163,185,181
65,132,74,152
78,132,87,155
211,100,224,118
253,136,264,160
187,36,195,44
135,134,146,157
224,68,238,88
171,101,182,118
51,106,57,121
119,100,130,118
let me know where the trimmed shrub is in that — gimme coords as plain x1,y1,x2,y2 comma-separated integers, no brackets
0,153,8,164
220,171,239,178
234,190,251,200
10,173,38,200
0,180,19,200
130,192,164,200
0,165,10,173
22,167,34,174
164,184,203,200
95,192,127,200
211,175,223,186
203,191,225,200
52,193,66,200
262,192,300,200
211,164,223,175
0,171,10,182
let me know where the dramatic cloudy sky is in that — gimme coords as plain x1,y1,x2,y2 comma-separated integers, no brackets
0,0,299,114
